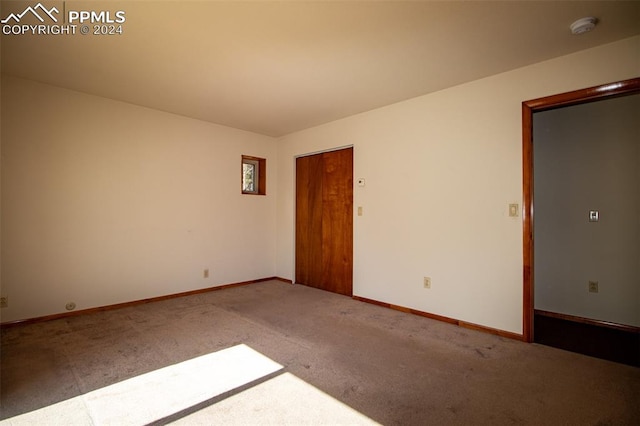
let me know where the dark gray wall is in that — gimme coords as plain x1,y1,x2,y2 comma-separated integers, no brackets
533,94,639,327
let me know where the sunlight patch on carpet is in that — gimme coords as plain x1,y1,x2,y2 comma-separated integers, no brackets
2,344,378,425
172,372,379,425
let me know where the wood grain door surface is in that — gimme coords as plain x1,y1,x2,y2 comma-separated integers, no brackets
295,148,353,296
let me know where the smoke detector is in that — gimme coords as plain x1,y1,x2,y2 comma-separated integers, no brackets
570,17,597,35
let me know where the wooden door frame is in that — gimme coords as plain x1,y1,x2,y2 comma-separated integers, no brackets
521,77,640,342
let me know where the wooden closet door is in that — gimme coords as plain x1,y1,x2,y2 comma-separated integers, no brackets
295,148,353,296
295,154,324,288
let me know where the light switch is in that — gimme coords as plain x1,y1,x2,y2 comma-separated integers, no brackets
357,178,366,187
357,206,363,216
509,203,519,217
589,210,599,222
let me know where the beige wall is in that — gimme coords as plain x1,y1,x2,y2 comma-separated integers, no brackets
276,36,640,334
1,75,277,323
2,36,638,331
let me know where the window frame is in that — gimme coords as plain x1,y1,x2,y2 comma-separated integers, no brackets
241,155,266,195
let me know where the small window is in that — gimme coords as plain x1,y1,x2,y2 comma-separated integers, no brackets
242,155,266,195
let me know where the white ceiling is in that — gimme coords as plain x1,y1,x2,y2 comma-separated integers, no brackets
2,1,639,136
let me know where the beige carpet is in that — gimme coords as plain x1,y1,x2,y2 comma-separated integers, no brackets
1,280,639,425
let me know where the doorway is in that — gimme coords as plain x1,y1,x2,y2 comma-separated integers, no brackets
295,147,353,296
522,78,640,365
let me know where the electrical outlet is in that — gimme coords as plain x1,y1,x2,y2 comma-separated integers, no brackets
423,277,431,289
0,296,8,308
588,281,599,293
204,269,209,278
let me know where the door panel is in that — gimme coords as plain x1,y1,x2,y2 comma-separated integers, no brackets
295,154,324,288
321,148,353,295
295,148,353,296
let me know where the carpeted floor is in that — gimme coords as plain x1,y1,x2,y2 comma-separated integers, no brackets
1,280,639,425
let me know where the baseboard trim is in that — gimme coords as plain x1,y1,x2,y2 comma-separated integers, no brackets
0,277,281,328
535,309,640,334
273,277,293,284
534,310,640,366
353,295,525,341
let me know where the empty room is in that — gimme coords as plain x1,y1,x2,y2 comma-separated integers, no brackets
1,1,639,424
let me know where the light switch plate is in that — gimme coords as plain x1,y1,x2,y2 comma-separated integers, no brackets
589,210,599,222
509,203,519,217
357,178,365,187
